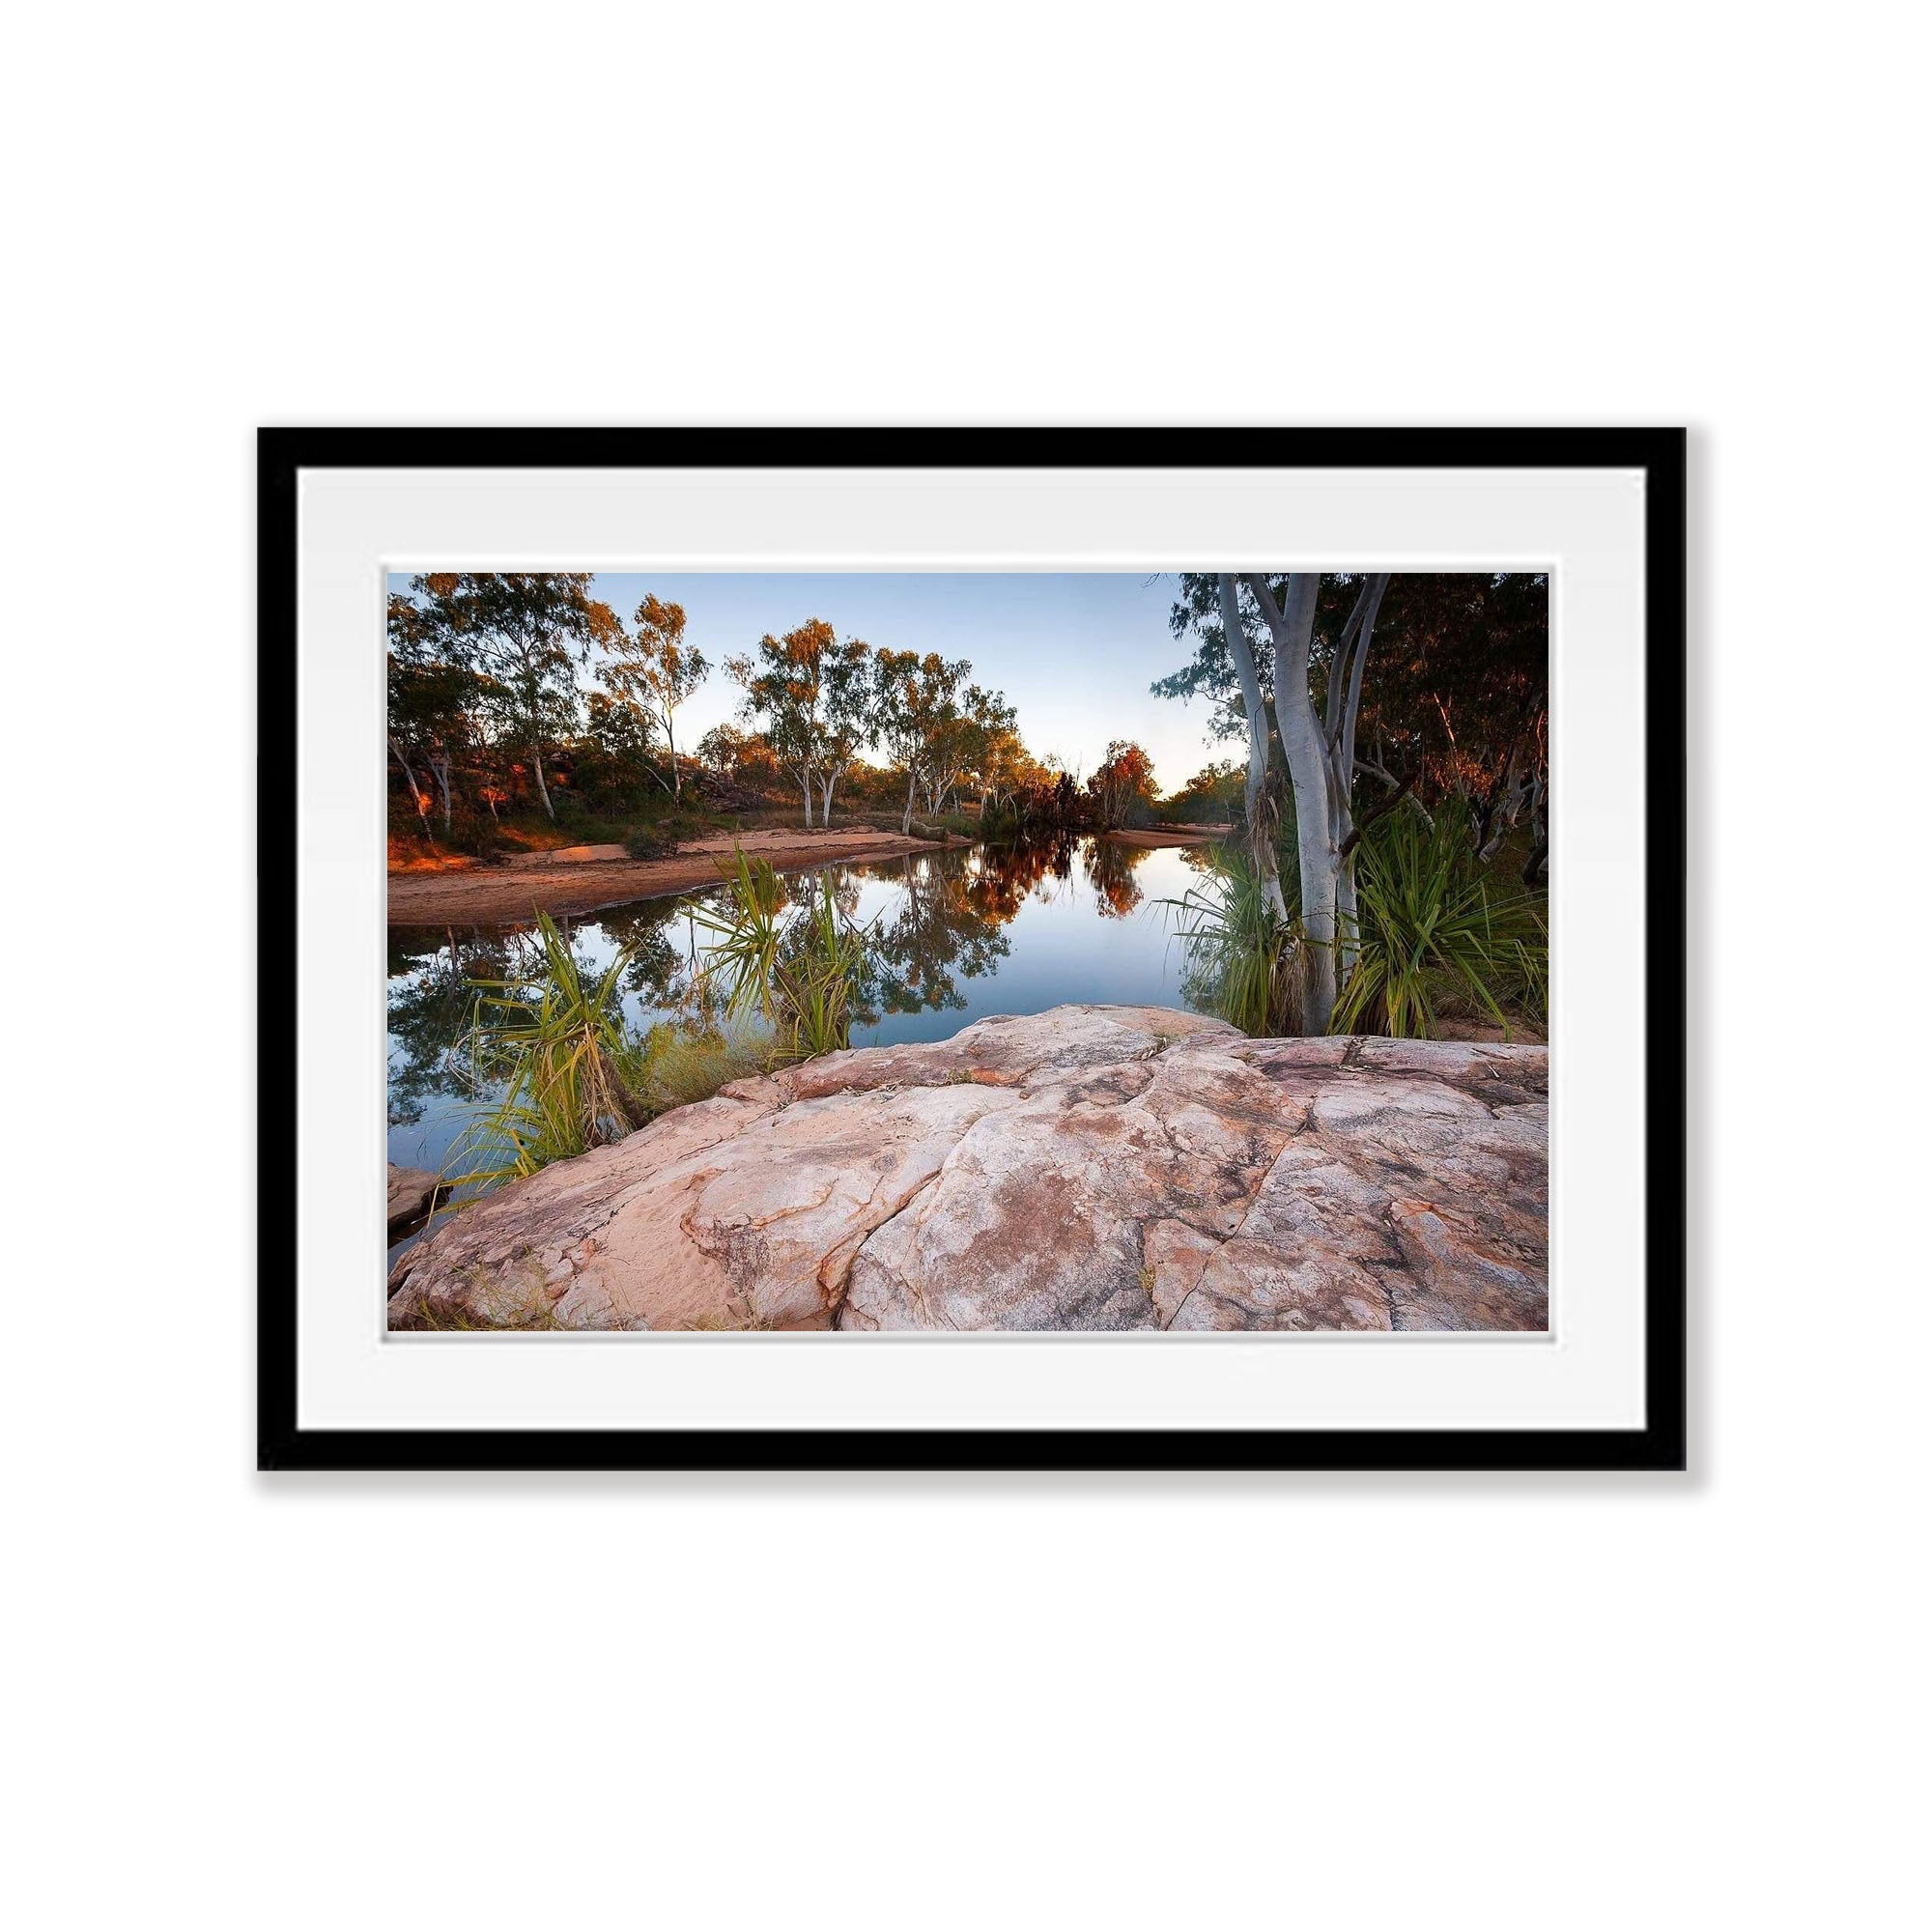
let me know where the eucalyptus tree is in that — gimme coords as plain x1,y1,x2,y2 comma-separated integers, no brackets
728,618,838,826
405,573,618,820
870,648,972,832
972,699,1035,819
601,594,710,802
813,635,876,823
581,691,662,807
869,648,925,830
1210,574,1291,921
1239,571,1391,1027
386,591,479,836
1086,738,1157,831
1346,573,1549,865
919,680,1014,817
1161,572,1390,1030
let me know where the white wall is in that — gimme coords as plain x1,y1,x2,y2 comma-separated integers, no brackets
6,5,1924,1928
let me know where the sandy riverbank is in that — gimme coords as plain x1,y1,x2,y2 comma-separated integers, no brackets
387,828,970,925
1099,824,1231,849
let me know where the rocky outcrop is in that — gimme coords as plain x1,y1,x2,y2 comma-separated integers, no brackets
386,1006,1548,1333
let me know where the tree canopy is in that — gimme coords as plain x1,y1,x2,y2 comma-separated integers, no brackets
601,595,711,801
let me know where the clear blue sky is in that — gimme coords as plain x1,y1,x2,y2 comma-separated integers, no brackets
389,572,1236,789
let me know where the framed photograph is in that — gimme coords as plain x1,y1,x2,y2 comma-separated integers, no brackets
259,427,1685,1471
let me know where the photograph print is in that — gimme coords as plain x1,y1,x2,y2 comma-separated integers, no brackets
384,567,1550,1336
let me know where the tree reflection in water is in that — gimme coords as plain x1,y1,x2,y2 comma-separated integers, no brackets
386,928,522,1126
853,850,1012,1019
1081,838,1152,919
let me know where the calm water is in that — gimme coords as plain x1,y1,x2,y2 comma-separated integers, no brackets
386,836,1220,1185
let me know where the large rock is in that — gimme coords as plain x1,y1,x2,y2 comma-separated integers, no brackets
386,1163,445,1237
386,1006,1548,1333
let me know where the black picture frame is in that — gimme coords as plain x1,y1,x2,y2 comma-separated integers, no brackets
258,427,1686,1474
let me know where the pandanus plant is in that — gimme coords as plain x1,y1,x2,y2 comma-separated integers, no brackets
1330,801,1545,1039
453,911,652,1184
690,851,870,1061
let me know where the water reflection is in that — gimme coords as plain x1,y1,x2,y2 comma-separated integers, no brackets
860,851,1012,1018
1082,838,1148,919
385,927,513,1129
385,836,1212,1179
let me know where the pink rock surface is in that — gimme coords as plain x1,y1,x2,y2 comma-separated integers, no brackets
386,1007,1548,1333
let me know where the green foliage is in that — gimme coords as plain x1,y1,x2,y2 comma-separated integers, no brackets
1152,573,1548,803
1160,758,1244,824
452,912,651,1185
601,594,710,802
1331,801,1547,1039
631,1025,766,1115
689,853,788,1021
773,875,869,1059
395,572,623,821
1508,927,1549,1030
1159,849,1304,1037
619,810,724,859
689,852,869,1060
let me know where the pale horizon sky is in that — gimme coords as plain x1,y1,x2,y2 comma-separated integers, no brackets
388,571,1237,788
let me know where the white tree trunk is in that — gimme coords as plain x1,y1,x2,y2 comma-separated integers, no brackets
1249,575,1336,1033
666,710,680,802
1335,864,1358,982
1214,576,1288,921
390,736,433,833
529,743,554,820
800,771,814,828
902,767,918,835
1330,574,1388,980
